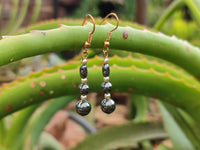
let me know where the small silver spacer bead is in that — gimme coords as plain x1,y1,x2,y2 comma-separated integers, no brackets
104,93,111,99
103,76,109,82
81,78,87,83
104,58,109,64
81,59,87,65
81,95,87,100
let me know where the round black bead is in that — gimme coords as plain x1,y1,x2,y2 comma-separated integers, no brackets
102,63,110,77
101,82,112,93
80,65,87,78
76,100,91,116
79,83,89,95
101,98,115,114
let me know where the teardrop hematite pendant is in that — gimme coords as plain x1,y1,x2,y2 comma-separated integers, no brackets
76,100,91,116
101,98,115,114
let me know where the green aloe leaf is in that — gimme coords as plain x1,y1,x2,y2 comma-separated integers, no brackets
0,119,5,145
158,102,200,149
185,0,200,25
38,132,64,150
4,104,39,150
156,144,172,150
29,0,41,24
70,122,167,150
130,94,148,122
20,96,75,150
0,56,200,130
1,22,200,82
154,0,185,30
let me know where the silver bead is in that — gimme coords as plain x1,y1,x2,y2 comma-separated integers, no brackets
81,78,87,83
103,76,109,82
81,59,87,65
104,58,109,64
81,95,87,100
104,93,111,99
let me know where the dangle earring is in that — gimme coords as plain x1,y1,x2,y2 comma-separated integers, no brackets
99,13,119,114
76,14,95,116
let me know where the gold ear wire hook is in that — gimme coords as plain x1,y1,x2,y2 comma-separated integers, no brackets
82,14,95,48
99,13,119,48
81,14,95,60
99,13,119,58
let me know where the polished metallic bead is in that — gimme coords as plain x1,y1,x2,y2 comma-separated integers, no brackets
81,59,87,65
104,58,109,64
101,98,115,114
81,78,87,83
103,76,109,82
80,65,87,78
79,83,89,95
81,95,87,100
76,100,91,116
102,63,110,77
101,82,112,93
104,93,111,99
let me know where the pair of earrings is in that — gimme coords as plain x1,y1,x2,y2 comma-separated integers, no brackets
76,13,119,116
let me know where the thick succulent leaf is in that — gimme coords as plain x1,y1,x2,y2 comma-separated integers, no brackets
19,96,75,150
154,0,185,30
8,0,30,34
29,0,41,24
38,132,64,150
130,94,148,122
0,56,200,130
141,140,153,150
1,23,200,82
185,0,200,25
70,122,167,150
0,119,5,145
158,102,200,149
1,0,19,35
4,104,39,150
156,144,172,150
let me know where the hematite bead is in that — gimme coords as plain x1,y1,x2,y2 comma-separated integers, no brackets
76,100,91,116
101,98,115,114
79,83,89,95
101,82,112,93
102,63,110,77
80,65,87,78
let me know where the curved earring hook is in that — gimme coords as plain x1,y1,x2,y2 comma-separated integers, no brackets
82,14,95,47
99,13,119,43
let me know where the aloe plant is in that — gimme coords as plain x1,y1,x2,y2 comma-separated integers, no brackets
1,0,200,149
